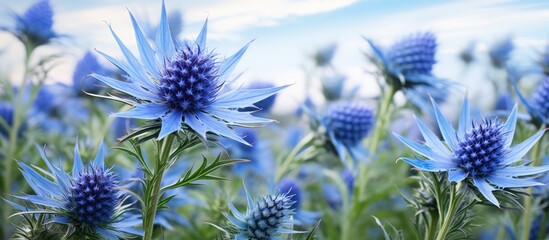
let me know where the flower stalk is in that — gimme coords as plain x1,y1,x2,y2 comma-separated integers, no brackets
143,133,175,240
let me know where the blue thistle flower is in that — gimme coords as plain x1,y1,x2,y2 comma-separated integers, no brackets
321,73,346,101
513,76,549,126
92,1,286,144
394,97,549,206
489,36,514,68
5,0,58,48
365,32,453,111
0,101,15,137
318,101,374,164
459,41,476,65
224,186,298,240
277,178,321,225
8,142,142,239
312,43,337,67
72,51,107,94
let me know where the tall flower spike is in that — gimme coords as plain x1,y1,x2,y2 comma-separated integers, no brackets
8,142,142,239
223,185,299,240
3,0,58,48
365,32,453,111
317,101,374,165
394,96,549,207
92,1,287,144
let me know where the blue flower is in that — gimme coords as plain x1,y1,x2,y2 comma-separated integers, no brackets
277,178,321,225
224,185,298,240
488,36,514,68
321,73,346,101
312,43,337,67
8,142,142,239
394,97,549,206
92,2,286,144
318,101,374,165
72,51,108,94
459,41,476,65
5,0,58,48
365,32,453,111
513,76,549,126
322,168,354,210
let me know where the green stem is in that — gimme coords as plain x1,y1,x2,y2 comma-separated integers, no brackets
520,129,545,240
436,183,459,240
274,133,314,182
2,46,33,239
143,134,175,240
356,85,395,201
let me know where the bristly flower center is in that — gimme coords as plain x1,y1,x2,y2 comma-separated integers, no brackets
245,194,293,239
66,167,118,226
159,43,219,113
323,102,374,146
453,119,506,177
532,77,549,119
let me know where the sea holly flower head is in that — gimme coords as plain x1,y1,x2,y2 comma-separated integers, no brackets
223,185,299,240
365,32,453,111
3,0,58,48
8,142,141,239
394,96,549,207
92,1,287,144
312,43,337,67
313,101,373,165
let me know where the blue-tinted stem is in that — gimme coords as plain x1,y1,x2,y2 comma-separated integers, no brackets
275,133,315,182
143,134,175,240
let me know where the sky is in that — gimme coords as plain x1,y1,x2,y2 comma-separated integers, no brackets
1,0,548,114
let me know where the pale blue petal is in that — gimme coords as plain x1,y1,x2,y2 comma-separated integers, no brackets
414,116,452,158
448,169,468,182
473,177,499,207
222,212,246,229
399,157,454,172
457,96,471,139
95,50,158,92
195,18,207,50
431,97,459,150
95,227,122,240
113,103,169,120
36,146,70,192
214,85,289,109
494,165,549,177
218,41,251,85
128,11,160,79
363,37,393,72
106,24,152,88
195,112,248,145
73,143,83,176
14,195,64,208
242,182,254,212
503,129,546,165
511,79,542,121
158,110,182,139
93,141,106,169
90,74,162,102
156,1,175,58
226,195,246,221
486,176,543,188
18,162,61,198
207,107,274,125
183,113,208,141
501,104,518,148
393,133,454,164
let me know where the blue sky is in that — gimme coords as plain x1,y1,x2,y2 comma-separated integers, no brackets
1,0,548,114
